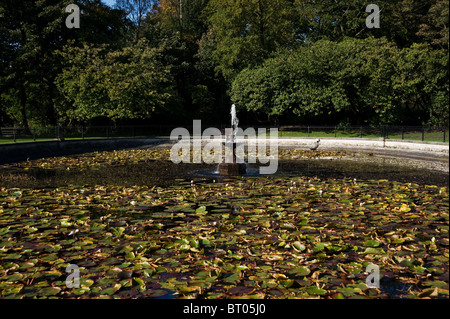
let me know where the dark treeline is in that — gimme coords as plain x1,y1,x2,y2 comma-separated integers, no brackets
0,0,448,128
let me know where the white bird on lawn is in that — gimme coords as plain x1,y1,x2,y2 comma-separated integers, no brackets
310,138,320,151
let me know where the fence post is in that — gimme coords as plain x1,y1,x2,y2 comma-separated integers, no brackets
13,128,16,143
307,126,310,137
335,126,337,138
360,126,362,138
401,127,404,140
422,127,425,141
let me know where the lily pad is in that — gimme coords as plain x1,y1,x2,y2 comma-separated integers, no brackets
292,241,306,251
290,266,310,276
306,286,327,295
38,287,61,296
364,240,380,248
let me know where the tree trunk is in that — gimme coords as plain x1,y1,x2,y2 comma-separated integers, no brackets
19,84,29,129
46,80,57,125
258,0,265,50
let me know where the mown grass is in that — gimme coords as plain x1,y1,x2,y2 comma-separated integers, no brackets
278,129,448,143
1,129,448,144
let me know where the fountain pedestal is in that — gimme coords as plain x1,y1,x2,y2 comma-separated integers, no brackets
218,105,246,175
218,142,246,175
218,162,246,175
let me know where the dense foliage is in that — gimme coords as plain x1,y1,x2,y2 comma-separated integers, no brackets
231,38,448,125
0,0,448,127
55,40,179,123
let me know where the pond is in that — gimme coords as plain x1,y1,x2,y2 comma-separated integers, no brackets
0,146,448,299
1,146,447,188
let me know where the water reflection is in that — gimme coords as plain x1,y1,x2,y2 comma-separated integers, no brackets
0,154,448,189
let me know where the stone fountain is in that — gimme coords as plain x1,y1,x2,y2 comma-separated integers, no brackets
218,104,246,175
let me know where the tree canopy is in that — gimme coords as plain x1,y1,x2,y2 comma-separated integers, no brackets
231,37,448,126
0,0,448,127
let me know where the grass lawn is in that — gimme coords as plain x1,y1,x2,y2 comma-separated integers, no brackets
1,129,448,144
278,129,449,143
0,136,151,144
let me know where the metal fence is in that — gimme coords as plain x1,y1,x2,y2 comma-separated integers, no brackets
277,125,448,142
0,125,448,143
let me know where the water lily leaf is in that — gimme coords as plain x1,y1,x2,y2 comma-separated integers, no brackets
313,243,325,252
418,287,439,298
224,272,241,284
195,206,208,215
189,239,199,248
364,240,380,248
336,287,361,297
43,270,62,279
11,191,22,198
111,227,126,237
81,278,94,288
362,247,386,255
290,266,310,276
176,238,189,245
4,253,22,260
60,220,72,227
423,281,448,289
19,262,35,269
143,289,170,298
306,286,327,295
278,280,295,288
4,273,23,281
293,241,306,251
412,265,427,274
73,287,90,295
179,244,190,251
125,252,136,260
280,223,296,230
39,287,61,296
99,283,121,296
2,285,23,296
0,227,10,236
228,286,254,296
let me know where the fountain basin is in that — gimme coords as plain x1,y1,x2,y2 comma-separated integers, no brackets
218,162,247,175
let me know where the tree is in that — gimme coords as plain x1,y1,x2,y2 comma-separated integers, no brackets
0,0,52,127
56,40,178,124
417,0,449,51
116,0,156,42
293,0,443,48
394,43,448,126
76,0,130,47
231,37,447,126
141,1,226,123
0,0,129,127
205,0,298,81
157,0,210,39
381,0,434,48
294,0,373,42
